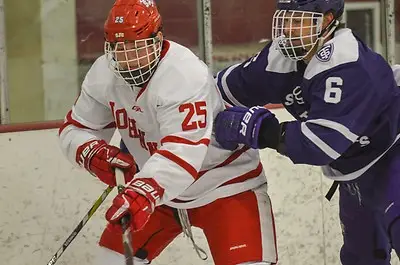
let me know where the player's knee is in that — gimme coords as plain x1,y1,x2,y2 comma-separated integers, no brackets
383,204,400,233
383,202,400,253
387,217,400,250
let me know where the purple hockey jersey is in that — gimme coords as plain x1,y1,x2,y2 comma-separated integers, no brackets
216,28,400,181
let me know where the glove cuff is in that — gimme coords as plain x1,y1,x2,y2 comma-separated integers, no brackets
257,115,281,150
76,139,107,168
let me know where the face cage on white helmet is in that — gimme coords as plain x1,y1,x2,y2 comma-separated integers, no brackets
104,36,162,86
272,10,324,61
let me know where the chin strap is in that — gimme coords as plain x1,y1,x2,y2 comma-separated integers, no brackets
302,19,340,60
317,19,340,49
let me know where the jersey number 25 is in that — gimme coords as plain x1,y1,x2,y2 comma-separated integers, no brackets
179,101,207,131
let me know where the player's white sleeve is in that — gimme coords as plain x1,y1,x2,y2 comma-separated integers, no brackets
58,58,116,167
135,75,218,204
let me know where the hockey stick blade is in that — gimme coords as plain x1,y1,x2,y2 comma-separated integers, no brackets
46,185,114,265
121,220,134,265
115,169,135,265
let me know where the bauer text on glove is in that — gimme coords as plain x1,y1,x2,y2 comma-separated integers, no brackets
105,178,165,232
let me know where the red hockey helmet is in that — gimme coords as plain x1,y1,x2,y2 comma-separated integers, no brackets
104,0,162,42
104,0,163,86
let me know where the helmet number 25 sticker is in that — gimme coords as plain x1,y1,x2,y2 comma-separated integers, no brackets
115,16,124,23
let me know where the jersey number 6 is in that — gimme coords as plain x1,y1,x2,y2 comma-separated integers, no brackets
324,77,343,104
179,101,207,131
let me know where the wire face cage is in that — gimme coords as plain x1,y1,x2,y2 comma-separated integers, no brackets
104,37,162,87
272,9,324,61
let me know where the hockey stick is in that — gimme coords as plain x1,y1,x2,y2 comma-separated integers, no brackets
46,185,114,265
115,169,135,265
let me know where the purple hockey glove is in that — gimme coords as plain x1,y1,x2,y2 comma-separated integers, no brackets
214,106,278,150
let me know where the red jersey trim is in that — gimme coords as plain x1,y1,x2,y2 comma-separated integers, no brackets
156,149,198,179
172,162,263,204
198,146,250,177
58,110,89,135
58,110,116,135
161,135,210,146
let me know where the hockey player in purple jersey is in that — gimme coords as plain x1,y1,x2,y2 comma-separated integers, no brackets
214,0,400,264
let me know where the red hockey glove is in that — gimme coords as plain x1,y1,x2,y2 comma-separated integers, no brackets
105,178,164,232
76,139,136,186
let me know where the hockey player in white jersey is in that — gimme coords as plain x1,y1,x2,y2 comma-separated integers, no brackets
58,0,277,264
214,0,400,264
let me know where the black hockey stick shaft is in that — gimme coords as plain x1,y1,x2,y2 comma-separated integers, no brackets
115,169,135,265
46,185,114,265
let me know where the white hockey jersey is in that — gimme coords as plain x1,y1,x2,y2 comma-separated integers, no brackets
59,40,267,209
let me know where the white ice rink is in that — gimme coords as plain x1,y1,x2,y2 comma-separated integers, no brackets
1,109,399,265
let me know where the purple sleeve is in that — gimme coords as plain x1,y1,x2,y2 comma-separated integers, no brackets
215,42,286,107
283,62,392,165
